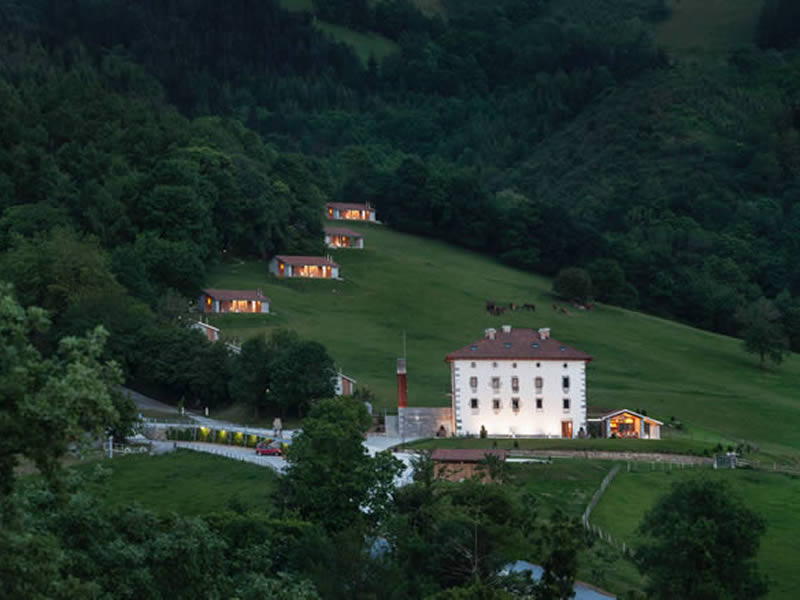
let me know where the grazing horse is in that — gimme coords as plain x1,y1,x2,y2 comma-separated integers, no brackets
560,307,569,315
522,303,536,311
486,300,497,312
509,302,517,311
552,304,558,311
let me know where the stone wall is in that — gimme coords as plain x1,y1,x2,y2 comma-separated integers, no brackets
399,406,453,439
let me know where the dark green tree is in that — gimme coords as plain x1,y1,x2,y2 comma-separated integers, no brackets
553,267,592,304
283,397,403,533
634,478,768,600
735,298,790,369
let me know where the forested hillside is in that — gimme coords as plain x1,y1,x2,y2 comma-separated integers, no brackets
1,0,799,406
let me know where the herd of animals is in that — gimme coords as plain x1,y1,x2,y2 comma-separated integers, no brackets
485,300,594,316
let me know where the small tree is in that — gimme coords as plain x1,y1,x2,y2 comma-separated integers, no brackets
553,268,592,304
634,478,767,600
736,298,790,369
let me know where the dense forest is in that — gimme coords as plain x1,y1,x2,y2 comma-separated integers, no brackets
1,0,799,401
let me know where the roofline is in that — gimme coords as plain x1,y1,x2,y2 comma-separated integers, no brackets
444,356,593,363
597,409,663,425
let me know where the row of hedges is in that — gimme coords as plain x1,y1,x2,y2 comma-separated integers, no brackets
166,427,273,448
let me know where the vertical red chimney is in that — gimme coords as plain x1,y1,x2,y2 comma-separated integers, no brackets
397,358,407,408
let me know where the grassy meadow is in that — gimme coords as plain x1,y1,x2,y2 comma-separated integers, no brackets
206,222,800,461
591,468,800,599
77,451,278,515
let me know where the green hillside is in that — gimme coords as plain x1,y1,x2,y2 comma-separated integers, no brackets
592,468,800,599
206,222,800,460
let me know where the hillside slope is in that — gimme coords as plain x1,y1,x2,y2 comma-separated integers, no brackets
206,223,800,460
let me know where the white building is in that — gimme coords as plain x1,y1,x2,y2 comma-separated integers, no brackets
445,326,592,438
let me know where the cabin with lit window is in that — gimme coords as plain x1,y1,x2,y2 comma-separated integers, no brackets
589,409,662,440
324,226,364,249
326,202,377,222
200,289,270,314
269,255,340,279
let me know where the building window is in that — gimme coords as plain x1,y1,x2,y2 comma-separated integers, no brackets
471,362,476,368
511,376,519,392
536,398,543,410
562,376,570,391
470,376,478,389
536,362,541,368
512,398,520,411
470,398,479,409
535,377,543,392
492,362,498,368
563,398,570,411
563,363,568,368
512,362,517,368
491,377,500,390
493,398,501,410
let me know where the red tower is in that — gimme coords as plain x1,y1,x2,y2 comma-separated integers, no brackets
397,358,408,408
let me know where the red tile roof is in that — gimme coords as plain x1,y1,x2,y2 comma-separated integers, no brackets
324,226,363,237
445,327,591,362
430,449,506,462
202,289,270,302
327,202,373,211
274,255,339,267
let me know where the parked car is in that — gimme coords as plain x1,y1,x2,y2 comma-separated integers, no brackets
255,442,282,456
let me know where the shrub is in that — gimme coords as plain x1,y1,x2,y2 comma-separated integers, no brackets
480,425,487,439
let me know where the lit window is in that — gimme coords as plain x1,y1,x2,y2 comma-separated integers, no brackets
493,399,501,410
512,398,520,411
470,398,478,409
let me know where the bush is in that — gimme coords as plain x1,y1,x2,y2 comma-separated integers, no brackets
553,267,592,304
480,425,487,439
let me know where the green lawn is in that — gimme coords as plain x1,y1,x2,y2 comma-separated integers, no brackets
404,434,717,456
656,0,765,59
591,468,800,599
278,0,398,63
206,222,800,461
76,450,278,516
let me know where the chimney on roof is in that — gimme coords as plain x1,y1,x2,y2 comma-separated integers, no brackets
485,328,496,340
502,324,511,334
397,358,407,408
538,327,551,340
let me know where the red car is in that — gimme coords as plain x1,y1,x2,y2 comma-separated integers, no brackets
255,442,282,456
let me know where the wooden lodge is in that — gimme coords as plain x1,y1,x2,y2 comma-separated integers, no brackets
334,370,357,396
191,320,220,341
326,202,377,222
324,226,364,249
430,448,506,482
589,409,662,440
200,289,270,314
269,255,340,279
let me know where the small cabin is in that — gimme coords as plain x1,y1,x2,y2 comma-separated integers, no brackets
334,370,357,396
190,320,220,342
200,289,270,314
269,255,340,279
430,449,506,482
590,409,662,440
326,202,377,222
324,226,364,249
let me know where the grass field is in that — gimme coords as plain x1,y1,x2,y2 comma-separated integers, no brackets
278,0,398,63
77,451,278,516
656,0,765,59
404,433,717,457
591,468,800,599
206,222,800,461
